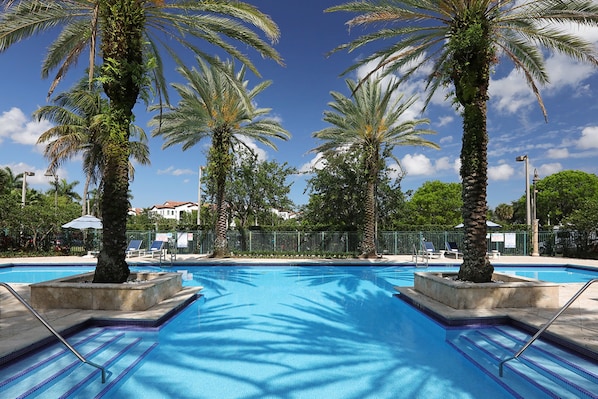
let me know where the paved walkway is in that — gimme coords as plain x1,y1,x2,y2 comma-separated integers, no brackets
1,254,598,365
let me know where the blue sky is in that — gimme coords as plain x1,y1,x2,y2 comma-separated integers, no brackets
2,1,598,212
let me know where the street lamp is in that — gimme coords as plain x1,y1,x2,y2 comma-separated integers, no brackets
21,171,35,207
515,155,531,227
532,168,540,256
44,170,58,215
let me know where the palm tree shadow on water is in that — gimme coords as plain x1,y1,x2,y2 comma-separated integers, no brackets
119,266,509,399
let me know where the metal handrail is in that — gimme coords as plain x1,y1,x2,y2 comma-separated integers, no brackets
0,282,106,383
412,243,429,267
499,278,598,377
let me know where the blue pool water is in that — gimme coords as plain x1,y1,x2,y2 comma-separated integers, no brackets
1,264,598,284
3,264,598,398
110,266,513,398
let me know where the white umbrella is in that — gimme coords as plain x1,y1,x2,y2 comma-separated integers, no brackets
62,215,103,229
454,220,501,228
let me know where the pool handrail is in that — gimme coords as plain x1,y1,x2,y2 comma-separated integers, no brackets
499,278,598,377
0,282,107,383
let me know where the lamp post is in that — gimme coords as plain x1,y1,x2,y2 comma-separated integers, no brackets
532,168,540,256
515,155,530,227
44,170,58,215
21,171,35,207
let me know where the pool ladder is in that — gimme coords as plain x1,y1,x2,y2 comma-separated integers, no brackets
499,278,598,377
411,243,429,267
0,282,107,383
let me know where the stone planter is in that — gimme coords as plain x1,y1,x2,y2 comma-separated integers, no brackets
414,272,559,309
31,272,183,311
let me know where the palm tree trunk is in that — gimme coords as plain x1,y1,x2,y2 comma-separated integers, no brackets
360,154,378,258
212,177,229,257
458,99,493,282
94,0,144,283
210,128,232,258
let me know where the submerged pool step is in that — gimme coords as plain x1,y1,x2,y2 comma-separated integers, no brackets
0,328,158,399
449,325,598,399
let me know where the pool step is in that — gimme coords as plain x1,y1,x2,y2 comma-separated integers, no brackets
0,328,157,399
448,325,598,399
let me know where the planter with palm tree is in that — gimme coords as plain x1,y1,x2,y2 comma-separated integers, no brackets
329,0,598,281
1,0,282,282
151,58,290,258
313,77,438,258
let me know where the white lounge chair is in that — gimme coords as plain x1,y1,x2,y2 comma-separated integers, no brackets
421,241,442,258
125,239,143,258
144,240,165,260
445,241,463,259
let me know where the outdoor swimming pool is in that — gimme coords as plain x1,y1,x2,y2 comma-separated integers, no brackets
2,264,598,398
1,264,598,284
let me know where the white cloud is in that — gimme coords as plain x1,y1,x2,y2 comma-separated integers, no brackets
437,115,454,127
544,52,596,94
0,107,52,149
157,166,195,176
538,162,563,177
546,148,569,159
0,162,66,186
488,163,515,181
401,153,436,176
439,135,454,144
299,153,325,173
577,126,598,149
490,69,536,114
434,156,453,172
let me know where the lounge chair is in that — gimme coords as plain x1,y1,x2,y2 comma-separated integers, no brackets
421,241,442,258
125,239,143,258
445,241,463,259
144,240,165,260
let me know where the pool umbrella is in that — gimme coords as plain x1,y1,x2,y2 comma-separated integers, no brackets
62,215,103,230
454,220,501,229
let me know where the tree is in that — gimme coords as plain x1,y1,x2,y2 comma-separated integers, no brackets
406,181,462,226
535,170,598,226
151,58,290,257
303,148,407,231
493,203,514,225
221,146,295,231
312,77,438,258
2,0,282,282
35,76,150,217
563,198,598,257
328,0,598,281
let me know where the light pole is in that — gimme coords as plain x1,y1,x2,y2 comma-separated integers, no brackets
515,155,530,228
21,171,35,207
532,168,540,256
44,170,58,215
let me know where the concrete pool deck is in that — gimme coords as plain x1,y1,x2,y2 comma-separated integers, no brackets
1,254,598,365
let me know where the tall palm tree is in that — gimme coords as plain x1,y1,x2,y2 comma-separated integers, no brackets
313,77,438,258
1,0,282,282
328,0,598,281
151,58,290,257
35,76,150,218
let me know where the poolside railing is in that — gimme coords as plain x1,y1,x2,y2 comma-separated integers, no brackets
499,278,598,377
0,283,107,383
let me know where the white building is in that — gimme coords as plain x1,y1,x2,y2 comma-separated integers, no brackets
149,201,198,221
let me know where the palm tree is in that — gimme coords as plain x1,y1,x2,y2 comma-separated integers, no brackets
313,77,438,258
1,0,282,282
328,0,598,281
151,58,290,257
34,76,150,217
0,166,22,194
